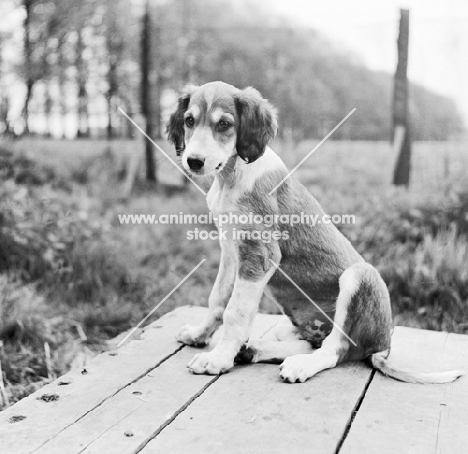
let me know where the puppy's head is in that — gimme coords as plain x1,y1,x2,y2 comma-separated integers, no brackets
166,82,277,176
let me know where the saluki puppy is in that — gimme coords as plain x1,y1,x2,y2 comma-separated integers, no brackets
167,81,464,384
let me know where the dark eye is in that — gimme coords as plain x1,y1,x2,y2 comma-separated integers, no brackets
185,116,195,128
218,120,231,131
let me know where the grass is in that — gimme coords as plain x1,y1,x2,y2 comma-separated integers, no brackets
379,228,468,332
0,136,467,408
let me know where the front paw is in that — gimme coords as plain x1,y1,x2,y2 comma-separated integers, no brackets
176,324,209,347
187,351,234,375
279,355,312,383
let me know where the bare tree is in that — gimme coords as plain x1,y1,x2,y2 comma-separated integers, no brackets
75,29,89,138
105,1,123,140
56,38,68,138
141,0,156,182
22,0,34,134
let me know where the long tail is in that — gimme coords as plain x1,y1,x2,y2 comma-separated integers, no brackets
370,351,465,384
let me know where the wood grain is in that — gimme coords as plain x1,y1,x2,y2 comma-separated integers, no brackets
0,306,207,454
29,309,281,454
340,327,468,454
2,307,467,454
140,360,371,454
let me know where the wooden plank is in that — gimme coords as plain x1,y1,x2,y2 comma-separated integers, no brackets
340,327,468,454
30,310,281,454
4,304,466,454
35,348,217,454
0,306,208,454
140,361,372,453
432,332,468,454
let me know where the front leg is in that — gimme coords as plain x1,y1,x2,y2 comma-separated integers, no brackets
177,238,236,347
188,240,280,375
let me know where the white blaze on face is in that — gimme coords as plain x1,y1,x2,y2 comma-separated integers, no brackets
183,105,237,175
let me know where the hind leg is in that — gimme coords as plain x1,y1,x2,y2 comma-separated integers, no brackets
279,262,392,383
235,316,314,364
236,339,314,364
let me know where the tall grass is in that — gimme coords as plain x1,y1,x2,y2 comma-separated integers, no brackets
379,228,468,332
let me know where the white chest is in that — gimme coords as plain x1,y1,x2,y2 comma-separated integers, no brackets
206,179,239,217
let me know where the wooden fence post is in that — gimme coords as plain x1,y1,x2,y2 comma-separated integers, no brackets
393,9,411,187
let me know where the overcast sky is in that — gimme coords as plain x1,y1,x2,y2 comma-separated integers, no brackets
270,0,468,124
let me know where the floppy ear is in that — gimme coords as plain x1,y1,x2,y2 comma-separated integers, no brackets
166,85,198,156
234,87,278,164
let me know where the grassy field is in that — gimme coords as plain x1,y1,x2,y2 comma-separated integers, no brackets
0,136,467,407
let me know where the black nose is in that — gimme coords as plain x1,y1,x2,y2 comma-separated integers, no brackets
187,157,205,171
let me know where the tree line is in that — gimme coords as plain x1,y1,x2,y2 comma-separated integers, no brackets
0,0,463,140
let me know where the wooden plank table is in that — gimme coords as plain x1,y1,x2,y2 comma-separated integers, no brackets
0,305,467,454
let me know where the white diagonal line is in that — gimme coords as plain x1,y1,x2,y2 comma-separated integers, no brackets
262,288,286,315
118,107,207,196
269,108,356,195
260,290,290,338
269,259,357,347
117,259,206,347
